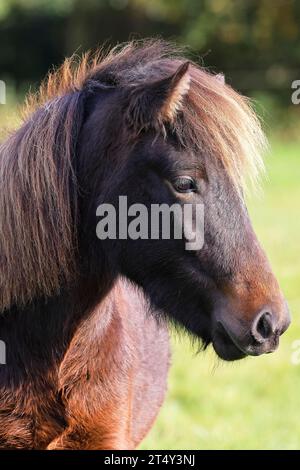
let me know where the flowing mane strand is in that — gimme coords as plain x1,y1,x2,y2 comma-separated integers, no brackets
0,40,267,310
25,39,266,190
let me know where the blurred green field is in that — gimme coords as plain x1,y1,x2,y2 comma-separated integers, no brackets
142,139,300,450
1,105,299,450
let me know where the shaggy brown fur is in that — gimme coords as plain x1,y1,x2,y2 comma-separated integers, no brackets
0,40,286,450
0,40,266,312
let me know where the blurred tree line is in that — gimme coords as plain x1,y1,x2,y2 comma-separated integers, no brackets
0,0,299,116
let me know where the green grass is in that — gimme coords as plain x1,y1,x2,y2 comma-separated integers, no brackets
1,104,300,449
141,139,300,450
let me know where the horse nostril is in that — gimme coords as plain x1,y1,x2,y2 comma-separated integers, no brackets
252,311,274,343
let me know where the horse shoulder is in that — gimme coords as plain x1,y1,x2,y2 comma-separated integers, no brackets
51,281,170,449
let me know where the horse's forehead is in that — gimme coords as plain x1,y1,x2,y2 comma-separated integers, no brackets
146,137,201,167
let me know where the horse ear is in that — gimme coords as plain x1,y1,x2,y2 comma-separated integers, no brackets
127,61,191,131
158,61,191,122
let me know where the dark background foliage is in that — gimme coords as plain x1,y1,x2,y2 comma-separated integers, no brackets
0,0,299,102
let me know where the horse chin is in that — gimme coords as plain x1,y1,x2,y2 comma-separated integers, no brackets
212,323,247,361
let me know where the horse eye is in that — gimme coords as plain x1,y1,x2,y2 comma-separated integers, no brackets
172,176,197,193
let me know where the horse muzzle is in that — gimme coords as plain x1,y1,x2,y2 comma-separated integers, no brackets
212,302,291,361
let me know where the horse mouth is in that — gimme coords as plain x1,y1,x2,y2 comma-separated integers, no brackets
212,322,247,361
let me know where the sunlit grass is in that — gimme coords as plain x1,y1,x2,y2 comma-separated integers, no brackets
0,101,21,140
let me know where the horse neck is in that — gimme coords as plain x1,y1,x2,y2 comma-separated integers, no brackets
0,273,116,375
